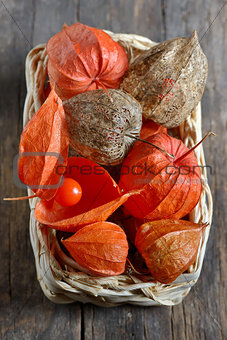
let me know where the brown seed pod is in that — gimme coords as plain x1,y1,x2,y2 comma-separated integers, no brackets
63,89,142,165
120,31,208,128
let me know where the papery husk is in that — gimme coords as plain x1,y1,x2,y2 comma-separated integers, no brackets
135,220,208,284
120,31,208,128
18,88,69,201
63,89,142,165
119,132,202,220
34,156,137,232
62,222,129,276
47,23,129,100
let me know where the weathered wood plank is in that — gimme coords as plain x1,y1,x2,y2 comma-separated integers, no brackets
32,0,79,45
0,1,82,339
80,0,163,41
0,1,36,339
163,0,227,339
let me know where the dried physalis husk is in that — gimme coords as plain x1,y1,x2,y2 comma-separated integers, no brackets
119,132,202,220
135,220,208,284
62,222,129,276
63,89,142,165
120,31,208,128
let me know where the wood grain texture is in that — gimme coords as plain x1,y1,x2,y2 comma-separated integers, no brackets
164,1,227,339
0,1,82,339
0,0,226,339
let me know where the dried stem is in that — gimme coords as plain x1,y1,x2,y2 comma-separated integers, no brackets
174,131,215,164
3,194,37,201
126,134,175,159
94,79,113,103
126,258,149,275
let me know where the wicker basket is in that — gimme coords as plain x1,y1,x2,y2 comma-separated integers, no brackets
23,32,213,307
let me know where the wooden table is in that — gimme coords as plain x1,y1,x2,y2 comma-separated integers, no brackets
1,1,226,339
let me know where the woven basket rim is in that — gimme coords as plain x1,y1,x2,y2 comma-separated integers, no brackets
23,31,213,307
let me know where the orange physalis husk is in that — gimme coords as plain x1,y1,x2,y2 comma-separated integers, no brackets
134,119,167,149
140,120,167,140
46,22,129,100
18,89,69,201
62,222,129,276
119,132,202,220
35,157,136,232
135,219,208,284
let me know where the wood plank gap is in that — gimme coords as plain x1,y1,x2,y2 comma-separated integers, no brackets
80,303,85,340
77,0,80,22
161,0,167,40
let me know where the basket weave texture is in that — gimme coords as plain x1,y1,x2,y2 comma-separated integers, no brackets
23,32,213,307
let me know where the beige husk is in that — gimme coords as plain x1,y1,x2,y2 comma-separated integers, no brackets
120,31,208,128
63,89,142,165
24,32,213,306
